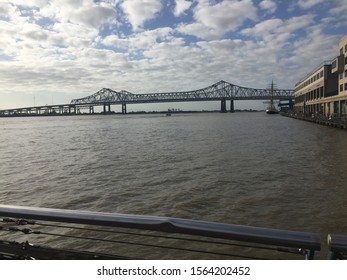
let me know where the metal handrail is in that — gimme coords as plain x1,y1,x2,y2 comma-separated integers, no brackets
0,204,321,259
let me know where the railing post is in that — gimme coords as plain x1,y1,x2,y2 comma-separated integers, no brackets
305,250,315,260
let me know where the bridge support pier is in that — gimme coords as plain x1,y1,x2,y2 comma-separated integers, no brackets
72,106,76,114
122,103,127,114
221,99,227,113
230,99,234,113
89,106,94,114
103,103,111,114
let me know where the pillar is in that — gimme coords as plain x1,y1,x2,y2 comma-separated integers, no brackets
220,99,227,113
122,103,127,114
89,106,94,114
230,99,235,113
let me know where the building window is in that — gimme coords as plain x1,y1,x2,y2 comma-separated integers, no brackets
320,70,323,78
345,56,347,65
340,73,344,79
341,84,344,92
345,70,347,78
345,44,347,53
345,83,347,91
341,48,344,55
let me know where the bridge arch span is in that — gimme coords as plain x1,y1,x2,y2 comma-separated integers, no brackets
69,80,294,113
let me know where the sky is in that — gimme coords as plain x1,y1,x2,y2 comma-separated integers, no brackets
0,0,347,111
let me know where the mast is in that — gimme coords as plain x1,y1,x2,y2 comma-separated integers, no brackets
270,80,274,108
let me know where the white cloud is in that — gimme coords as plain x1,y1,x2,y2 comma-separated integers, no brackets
4,0,49,7
102,27,173,51
102,35,130,50
177,22,221,40
241,18,283,37
52,22,99,48
173,0,192,17
40,0,117,29
259,0,277,13
0,0,346,111
329,0,347,26
0,2,14,19
121,0,163,31
297,0,325,9
0,1,119,103
177,0,258,39
241,15,315,41
285,28,340,78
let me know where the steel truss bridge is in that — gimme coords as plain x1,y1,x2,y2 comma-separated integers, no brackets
0,80,294,116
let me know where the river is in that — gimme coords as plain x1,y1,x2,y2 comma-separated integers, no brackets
1,112,347,259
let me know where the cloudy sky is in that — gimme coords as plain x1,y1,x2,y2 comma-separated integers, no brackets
0,0,346,110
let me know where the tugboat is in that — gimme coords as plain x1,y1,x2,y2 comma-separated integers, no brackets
266,81,279,114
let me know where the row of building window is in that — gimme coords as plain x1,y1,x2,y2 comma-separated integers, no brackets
295,87,325,104
305,86,324,101
295,70,324,91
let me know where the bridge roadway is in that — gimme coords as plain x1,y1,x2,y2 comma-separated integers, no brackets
0,80,294,116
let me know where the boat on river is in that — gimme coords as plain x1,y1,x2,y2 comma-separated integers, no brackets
266,106,279,114
266,81,279,114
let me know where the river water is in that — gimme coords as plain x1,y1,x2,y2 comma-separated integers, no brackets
1,112,347,259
